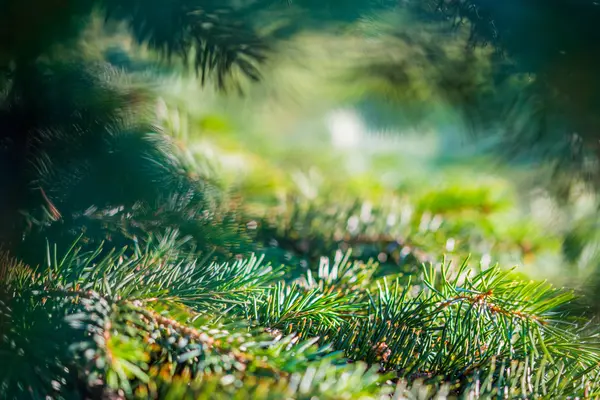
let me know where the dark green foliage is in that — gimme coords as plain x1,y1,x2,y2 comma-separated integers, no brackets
0,60,233,264
101,0,271,87
421,0,600,186
0,288,88,399
2,1,600,398
0,0,272,84
2,62,162,211
0,0,277,255
2,234,599,399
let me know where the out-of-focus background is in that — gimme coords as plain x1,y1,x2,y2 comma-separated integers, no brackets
83,7,600,312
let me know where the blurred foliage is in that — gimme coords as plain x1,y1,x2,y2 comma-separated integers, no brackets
3,1,600,399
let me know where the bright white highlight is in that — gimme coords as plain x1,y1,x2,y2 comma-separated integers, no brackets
326,109,364,149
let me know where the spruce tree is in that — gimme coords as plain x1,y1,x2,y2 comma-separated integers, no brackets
0,0,272,259
1,1,600,399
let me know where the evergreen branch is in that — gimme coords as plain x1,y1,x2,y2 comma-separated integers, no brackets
2,234,600,398
247,280,363,337
100,0,273,89
30,232,283,310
